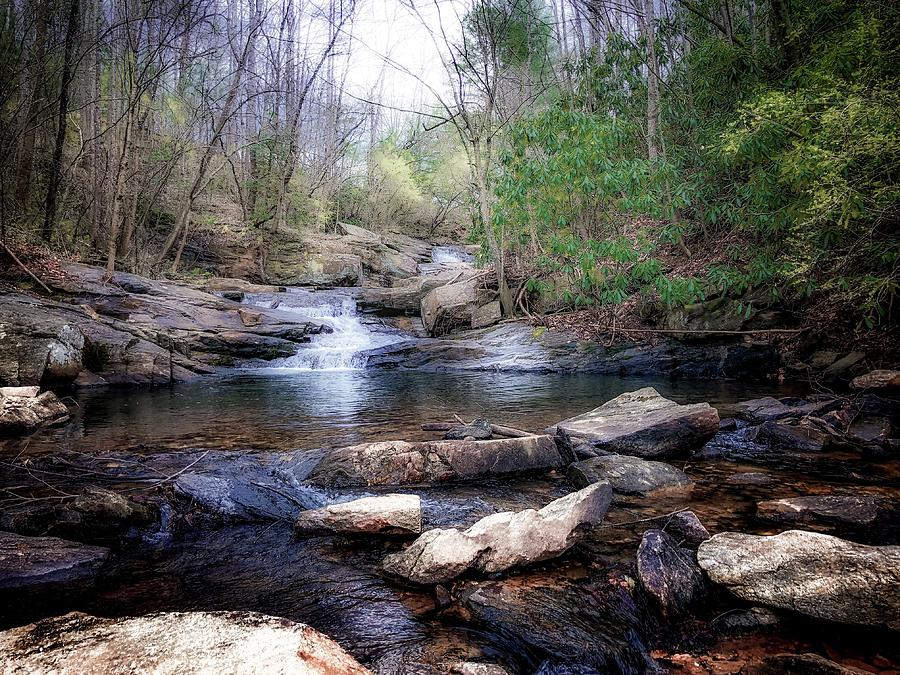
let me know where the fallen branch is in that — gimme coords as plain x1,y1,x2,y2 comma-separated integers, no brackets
421,421,535,438
1,241,53,294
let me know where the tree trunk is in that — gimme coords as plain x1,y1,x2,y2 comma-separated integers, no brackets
42,0,81,241
473,138,514,318
15,0,49,205
643,0,660,163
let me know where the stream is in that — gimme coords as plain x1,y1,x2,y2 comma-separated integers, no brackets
1,282,898,674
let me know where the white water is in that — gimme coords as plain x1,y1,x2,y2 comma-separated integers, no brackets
247,289,401,371
430,246,474,264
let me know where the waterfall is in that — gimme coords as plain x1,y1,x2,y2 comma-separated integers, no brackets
430,246,474,264
246,289,399,371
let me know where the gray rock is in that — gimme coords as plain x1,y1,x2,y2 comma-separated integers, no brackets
568,454,692,496
664,510,711,545
823,351,867,381
308,436,564,488
421,277,499,336
294,494,422,536
751,419,834,453
732,397,838,424
637,529,705,617
0,532,109,592
851,369,900,391
697,530,900,630
548,388,719,458
451,664,511,675
727,472,775,485
745,653,872,675
756,495,899,543
713,607,781,634
0,611,371,674
444,417,492,441
381,482,612,585
0,390,69,435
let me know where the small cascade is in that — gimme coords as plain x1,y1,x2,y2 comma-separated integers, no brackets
431,246,474,264
246,289,399,371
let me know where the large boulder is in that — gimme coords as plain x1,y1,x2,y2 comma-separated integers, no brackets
756,495,900,544
0,389,69,435
0,611,371,674
294,494,422,536
751,419,834,453
382,482,613,585
0,532,109,592
697,530,900,630
548,388,719,458
567,454,692,497
420,277,499,336
637,529,706,618
308,436,564,488
732,396,838,424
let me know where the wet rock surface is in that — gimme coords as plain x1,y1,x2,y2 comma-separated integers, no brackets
444,417,492,441
756,494,900,543
697,530,900,630
568,454,692,497
637,528,706,618
0,532,109,592
457,575,655,674
0,610,371,674
382,482,612,585
308,436,565,488
549,388,719,458
294,494,422,536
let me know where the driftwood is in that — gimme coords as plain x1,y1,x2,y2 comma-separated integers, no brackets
421,421,535,438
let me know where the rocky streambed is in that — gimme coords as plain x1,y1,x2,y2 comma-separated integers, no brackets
1,381,899,674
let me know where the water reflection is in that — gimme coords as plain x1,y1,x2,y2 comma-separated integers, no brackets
4,371,806,457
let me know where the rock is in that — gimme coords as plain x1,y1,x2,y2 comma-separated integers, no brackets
0,390,69,435
713,607,781,634
457,576,653,673
444,417,492,441
744,653,872,675
451,663,511,675
434,584,452,609
308,436,565,488
751,419,834,453
0,386,40,397
822,352,866,382
697,530,900,630
732,397,839,424
548,388,719,459
568,454,692,497
727,472,775,485
421,277,499,336
756,495,899,543
847,416,893,448
637,529,705,618
0,611,371,674
0,532,109,592
665,511,711,545
381,482,612,585
851,369,900,391
294,494,422,536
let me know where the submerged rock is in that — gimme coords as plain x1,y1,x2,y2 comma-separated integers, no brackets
457,575,653,674
697,530,900,630
382,482,612,585
713,607,781,634
548,388,719,459
0,611,371,674
308,436,564,488
568,454,692,497
745,653,872,675
756,495,900,543
0,532,108,592
751,419,834,453
0,390,69,435
636,529,705,618
294,494,422,536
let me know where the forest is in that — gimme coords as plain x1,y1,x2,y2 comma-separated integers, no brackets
0,0,899,673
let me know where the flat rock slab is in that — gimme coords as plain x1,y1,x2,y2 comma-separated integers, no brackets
308,436,564,488
548,387,719,458
0,532,109,591
0,611,370,674
295,494,422,536
732,396,838,424
382,482,612,585
568,454,692,496
697,530,900,630
851,369,900,391
756,495,899,543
